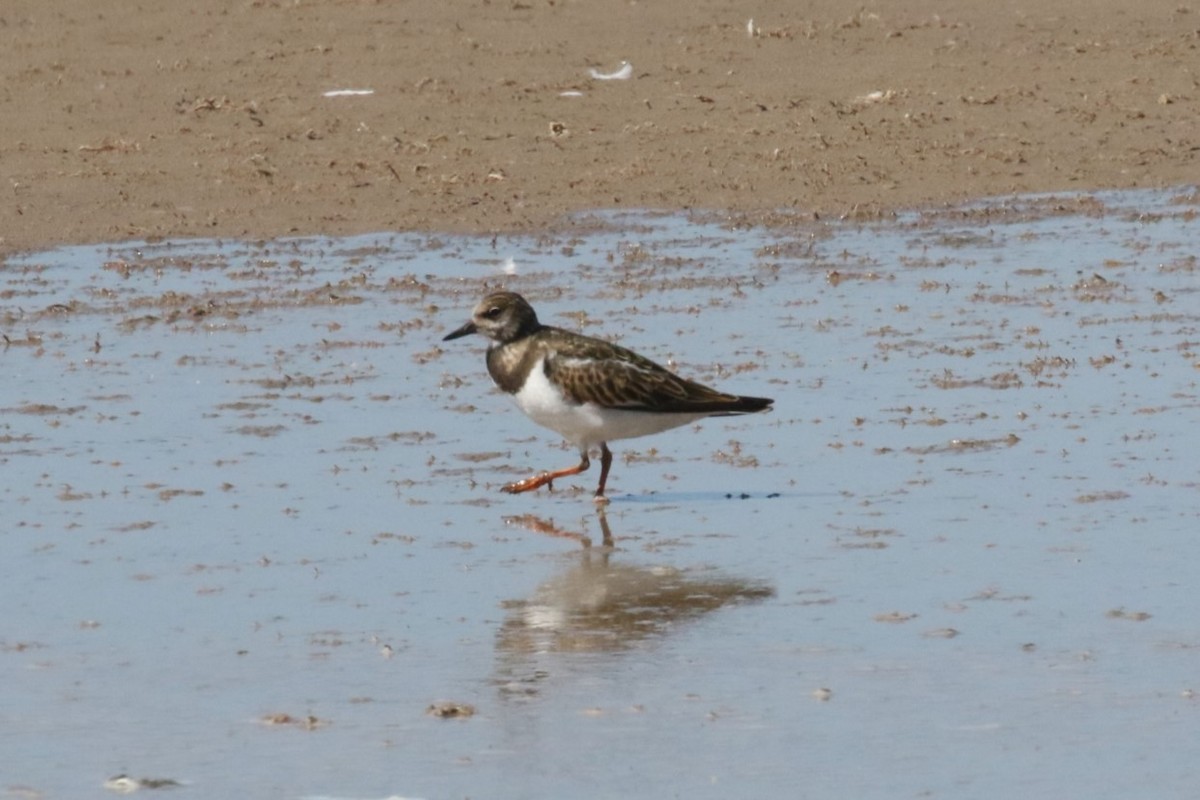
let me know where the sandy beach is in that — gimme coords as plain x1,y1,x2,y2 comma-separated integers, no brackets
1,0,1196,254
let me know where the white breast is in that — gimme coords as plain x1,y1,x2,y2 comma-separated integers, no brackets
511,357,709,449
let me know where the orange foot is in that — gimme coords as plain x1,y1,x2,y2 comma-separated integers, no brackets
500,456,591,495
501,472,556,494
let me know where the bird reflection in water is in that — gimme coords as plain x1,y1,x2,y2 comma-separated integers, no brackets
494,509,774,696
502,509,616,549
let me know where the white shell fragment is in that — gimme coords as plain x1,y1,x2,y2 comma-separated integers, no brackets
853,89,896,106
322,89,375,97
588,61,632,81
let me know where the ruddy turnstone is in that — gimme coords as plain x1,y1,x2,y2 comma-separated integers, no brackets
443,290,773,501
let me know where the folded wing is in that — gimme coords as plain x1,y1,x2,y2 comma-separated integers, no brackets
544,343,772,415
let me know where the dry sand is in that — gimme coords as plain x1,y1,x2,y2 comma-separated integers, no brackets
2,0,1197,255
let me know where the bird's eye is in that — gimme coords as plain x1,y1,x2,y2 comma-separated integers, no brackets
483,306,502,319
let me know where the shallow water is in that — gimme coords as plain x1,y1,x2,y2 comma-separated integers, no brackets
3,188,1200,798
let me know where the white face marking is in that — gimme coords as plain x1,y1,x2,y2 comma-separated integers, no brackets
512,357,709,449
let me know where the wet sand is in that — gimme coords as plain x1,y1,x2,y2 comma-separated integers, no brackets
5,190,1200,798
2,0,1196,255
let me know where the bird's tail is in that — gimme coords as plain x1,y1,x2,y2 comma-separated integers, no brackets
711,395,774,415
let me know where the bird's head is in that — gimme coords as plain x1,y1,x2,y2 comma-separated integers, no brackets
443,290,541,344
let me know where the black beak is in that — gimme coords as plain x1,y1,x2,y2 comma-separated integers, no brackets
442,320,478,341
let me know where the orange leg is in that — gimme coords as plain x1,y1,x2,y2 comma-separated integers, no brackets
501,451,590,494
593,443,614,502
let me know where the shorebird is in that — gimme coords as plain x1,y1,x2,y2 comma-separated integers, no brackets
443,290,773,501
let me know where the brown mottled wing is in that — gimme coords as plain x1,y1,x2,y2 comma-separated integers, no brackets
542,330,771,414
